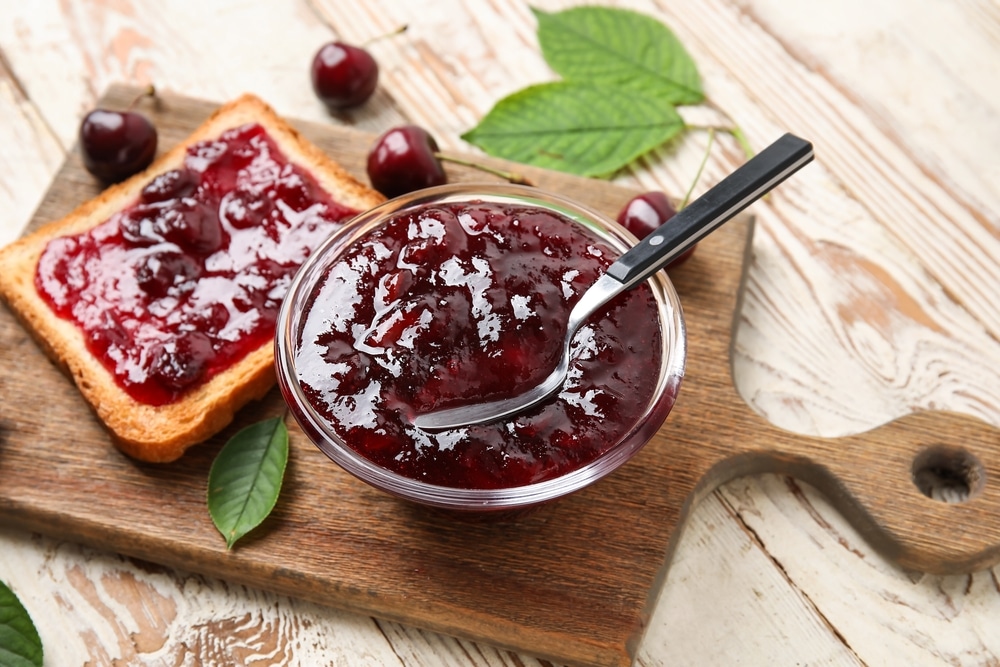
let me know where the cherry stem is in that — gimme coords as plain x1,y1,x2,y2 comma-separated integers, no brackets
126,84,156,112
697,99,754,160
436,153,534,186
362,24,408,48
679,127,715,210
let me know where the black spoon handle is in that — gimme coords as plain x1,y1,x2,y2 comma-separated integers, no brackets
607,133,814,288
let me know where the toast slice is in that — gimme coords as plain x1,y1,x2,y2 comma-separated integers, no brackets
0,93,384,462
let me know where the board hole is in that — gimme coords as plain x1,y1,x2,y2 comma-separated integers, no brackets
911,445,984,503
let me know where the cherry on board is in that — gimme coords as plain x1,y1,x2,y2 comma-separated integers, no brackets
616,191,695,268
79,88,158,183
366,125,447,198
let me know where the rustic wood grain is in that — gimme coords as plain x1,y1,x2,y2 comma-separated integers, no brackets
0,85,706,667
713,474,1000,666
1,84,998,667
3,1,1000,665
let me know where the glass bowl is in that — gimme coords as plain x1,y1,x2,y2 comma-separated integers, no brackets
275,183,686,514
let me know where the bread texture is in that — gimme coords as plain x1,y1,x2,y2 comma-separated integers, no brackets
0,93,384,463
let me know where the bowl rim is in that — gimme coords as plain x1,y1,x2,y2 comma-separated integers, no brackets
275,183,687,510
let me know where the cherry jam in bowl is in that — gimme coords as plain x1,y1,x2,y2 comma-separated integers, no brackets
275,184,686,514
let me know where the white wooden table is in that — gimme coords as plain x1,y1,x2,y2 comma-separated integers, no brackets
2,1,999,664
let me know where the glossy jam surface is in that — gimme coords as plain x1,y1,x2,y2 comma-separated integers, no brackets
36,123,358,405
293,200,667,489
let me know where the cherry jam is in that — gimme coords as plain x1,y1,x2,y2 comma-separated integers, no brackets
36,123,358,405
291,199,668,490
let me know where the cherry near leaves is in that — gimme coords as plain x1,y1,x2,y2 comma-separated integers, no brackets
208,417,289,549
0,580,42,667
462,6,706,178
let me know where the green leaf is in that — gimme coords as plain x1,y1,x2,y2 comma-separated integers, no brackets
0,580,43,667
532,6,703,105
461,81,684,177
208,417,289,549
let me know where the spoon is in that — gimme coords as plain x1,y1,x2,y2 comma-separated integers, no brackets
412,133,814,431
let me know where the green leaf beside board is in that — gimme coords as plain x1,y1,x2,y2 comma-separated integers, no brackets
208,416,289,549
461,5,708,177
0,580,43,667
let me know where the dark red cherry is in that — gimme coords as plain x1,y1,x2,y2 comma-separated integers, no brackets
220,189,276,230
140,168,198,203
366,125,447,198
135,250,201,298
118,205,159,247
147,330,215,392
119,198,223,254
311,42,379,110
616,191,695,268
190,302,231,334
79,108,157,183
157,199,225,254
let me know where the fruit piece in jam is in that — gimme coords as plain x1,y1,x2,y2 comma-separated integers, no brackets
292,200,668,490
36,123,358,406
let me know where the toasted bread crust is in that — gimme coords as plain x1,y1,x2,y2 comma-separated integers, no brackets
0,94,383,462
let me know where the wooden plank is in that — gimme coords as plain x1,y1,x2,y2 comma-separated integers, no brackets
716,474,1000,665
2,84,1000,667
0,525,409,666
0,85,691,667
0,61,64,247
640,485,868,666
3,1,1000,665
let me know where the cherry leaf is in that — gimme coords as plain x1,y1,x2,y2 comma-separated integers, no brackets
532,6,704,105
0,580,43,667
208,416,289,549
461,82,684,177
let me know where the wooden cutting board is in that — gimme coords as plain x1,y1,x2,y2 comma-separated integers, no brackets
1,85,998,667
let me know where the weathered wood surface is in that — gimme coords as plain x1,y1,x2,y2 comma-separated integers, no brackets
1,1,999,666
3,85,723,667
